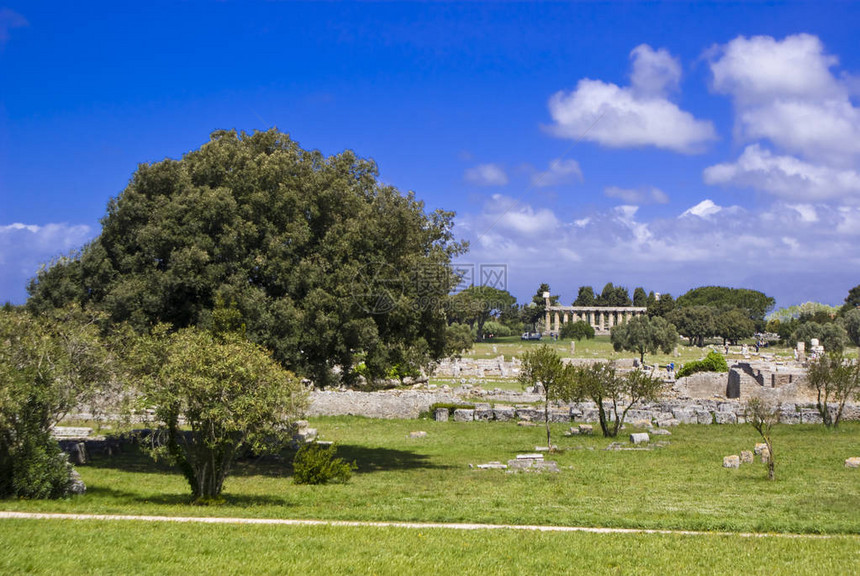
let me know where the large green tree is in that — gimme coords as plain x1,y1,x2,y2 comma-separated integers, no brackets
27,129,466,386
521,283,557,331
668,306,717,347
676,286,774,328
714,308,756,345
449,286,517,340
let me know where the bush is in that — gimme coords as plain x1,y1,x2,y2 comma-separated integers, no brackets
0,429,74,499
561,321,595,341
292,443,356,485
677,350,728,379
482,321,512,338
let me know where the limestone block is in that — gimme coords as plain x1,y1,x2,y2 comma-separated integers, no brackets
714,412,737,425
578,424,593,435
516,407,542,421
779,410,800,425
656,417,679,427
629,433,650,444
580,409,600,423
651,429,672,436
723,455,740,469
549,410,571,423
409,431,427,439
68,469,86,495
800,411,823,424
493,406,516,421
740,450,753,464
474,407,493,421
672,409,696,424
477,462,507,470
453,409,474,422
845,457,860,468
760,448,770,463
696,411,713,425
754,443,768,455
434,408,449,422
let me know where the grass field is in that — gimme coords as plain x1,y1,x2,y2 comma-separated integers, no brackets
2,418,859,573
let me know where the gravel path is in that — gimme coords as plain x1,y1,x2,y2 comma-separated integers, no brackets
0,511,852,539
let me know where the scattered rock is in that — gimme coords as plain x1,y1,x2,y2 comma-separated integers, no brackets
651,429,671,436
845,457,860,469
629,433,650,445
517,421,536,427
740,450,754,464
507,455,558,473
409,431,427,439
477,461,508,470
723,455,740,469
68,469,86,495
578,424,593,435
754,443,767,455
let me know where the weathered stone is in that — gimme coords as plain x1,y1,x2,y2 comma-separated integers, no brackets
68,469,86,495
453,409,474,422
800,411,823,424
651,428,671,436
631,419,653,429
760,448,770,463
477,461,507,470
517,420,536,427
493,406,516,421
656,417,679,427
754,443,768,455
473,407,493,421
578,424,593,435
434,408,449,422
507,457,559,473
779,410,800,425
723,455,740,468
549,410,571,423
740,450,753,464
714,412,736,425
629,432,650,444
845,457,860,468
409,431,427,439
696,411,713,425
515,407,542,421
672,409,696,424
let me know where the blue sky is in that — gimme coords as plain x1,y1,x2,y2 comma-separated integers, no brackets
2,2,859,308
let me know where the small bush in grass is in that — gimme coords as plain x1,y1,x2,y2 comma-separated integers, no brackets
292,443,356,485
677,350,728,378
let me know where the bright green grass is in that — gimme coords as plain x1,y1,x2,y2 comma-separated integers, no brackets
2,419,858,535
0,519,858,575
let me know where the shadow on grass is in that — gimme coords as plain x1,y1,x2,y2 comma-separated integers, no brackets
85,484,293,508
81,442,448,478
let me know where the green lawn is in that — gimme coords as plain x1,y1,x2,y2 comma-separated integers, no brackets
1,519,858,575
2,418,858,534
2,418,859,573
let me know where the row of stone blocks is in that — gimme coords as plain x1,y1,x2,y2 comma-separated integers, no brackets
435,403,838,425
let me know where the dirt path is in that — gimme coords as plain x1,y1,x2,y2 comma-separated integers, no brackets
1,511,853,539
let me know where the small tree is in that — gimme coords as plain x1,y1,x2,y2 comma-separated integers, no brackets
0,306,112,499
745,397,779,480
571,363,664,437
610,315,678,364
519,345,574,451
129,326,308,501
806,351,860,428
560,320,595,341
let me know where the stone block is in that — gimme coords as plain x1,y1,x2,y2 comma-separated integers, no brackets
474,407,493,421
845,457,860,469
578,424,593,435
549,410,571,423
453,409,474,422
760,448,770,463
779,410,800,425
580,409,600,423
651,429,671,436
696,411,713,425
723,455,740,469
800,411,823,424
516,407,542,421
714,412,737,425
629,433,650,444
754,442,767,455
740,450,753,464
434,408,449,422
409,431,427,439
672,409,696,424
656,417,679,427
493,406,516,421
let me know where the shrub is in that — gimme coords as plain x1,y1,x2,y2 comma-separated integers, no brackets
482,321,512,338
292,443,356,485
677,350,728,379
561,321,595,341
0,429,74,499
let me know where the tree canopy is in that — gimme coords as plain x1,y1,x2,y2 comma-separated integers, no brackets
449,286,517,340
610,315,678,363
676,286,774,326
27,129,466,386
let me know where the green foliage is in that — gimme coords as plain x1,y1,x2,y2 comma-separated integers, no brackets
560,320,595,341
521,283,557,330
482,320,512,338
841,284,860,314
443,323,474,358
292,443,356,485
573,286,596,306
714,308,755,344
668,306,716,347
676,286,775,327
449,286,517,340
676,350,729,379
0,307,112,499
128,326,308,500
646,292,675,318
632,287,648,307
569,363,665,437
794,322,849,352
769,302,840,323
610,315,678,363
806,351,860,428
27,129,466,387
519,345,576,449
844,309,860,347
596,282,632,307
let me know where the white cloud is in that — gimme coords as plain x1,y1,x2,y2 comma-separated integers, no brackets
531,159,583,188
604,185,669,205
458,200,860,307
630,44,681,98
464,163,508,186
478,194,560,236
704,144,860,202
0,222,94,303
708,34,860,167
547,45,716,153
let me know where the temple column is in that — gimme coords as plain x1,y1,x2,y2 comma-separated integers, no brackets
608,310,615,329
545,309,551,334
563,312,569,324
553,311,560,333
